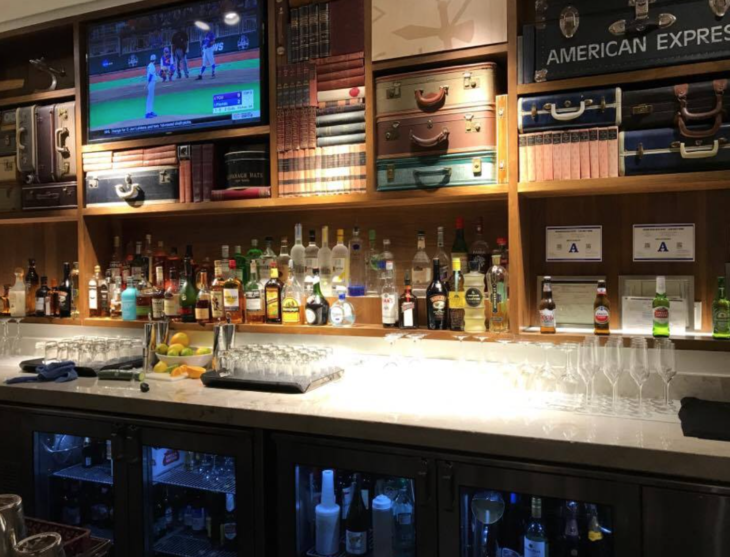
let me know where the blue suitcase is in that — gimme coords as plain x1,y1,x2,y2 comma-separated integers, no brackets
376,151,496,192
620,123,730,176
518,88,621,132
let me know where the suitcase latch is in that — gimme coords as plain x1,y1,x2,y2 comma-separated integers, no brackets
465,114,480,133
2,160,13,171
462,72,478,89
3,135,9,147
710,0,730,17
88,178,99,189
637,143,645,159
530,104,538,120
535,69,547,83
386,164,395,182
633,103,653,115
386,82,401,99
158,170,171,184
610,0,676,36
560,5,580,38
385,121,400,141
472,157,482,175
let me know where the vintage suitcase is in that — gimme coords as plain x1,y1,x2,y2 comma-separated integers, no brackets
53,102,76,182
620,123,730,176
376,63,497,117
0,111,15,132
377,106,496,159
0,183,20,213
0,130,15,157
372,0,507,61
21,182,77,210
532,0,730,82
85,166,180,206
518,88,622,132
35,105,56,183
0,156,18,183
15,106,37,178
622,79,730,131
376,151,496,191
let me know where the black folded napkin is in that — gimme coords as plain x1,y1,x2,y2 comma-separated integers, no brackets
679,397,730,442
19,356,144,378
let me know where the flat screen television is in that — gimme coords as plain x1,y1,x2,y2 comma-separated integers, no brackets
86,0,265,143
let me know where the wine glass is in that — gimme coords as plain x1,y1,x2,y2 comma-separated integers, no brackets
578,340,597,408
453,334,470,364
10,318,23,356
384,333,404,369
654,339,677,409
629,337,650,416
602,337,624,413
406,333,427,366
473,336,491,364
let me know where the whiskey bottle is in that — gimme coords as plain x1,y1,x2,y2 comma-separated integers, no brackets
539,277,556,334
110,276,123,318
45,279,58,317
398,270,419,329
223,260,244,324
448,258,465,331
305,269,329,326
143,234,154,281
135,274,152,320
451,217,469,277
163,267,181,321
282,260,303,326
410,231,431,297
89,265,102,318
713,276,730,340
426,258,448,330
265,263,283,324
594,280,610,336
131,241,145,281
210,251,227,322
9,269,26,318
244,261,264,324
109,236,123,281
70,262,80,318
468,217,490,274
150,266,165,321
153,240,167,276
195,273,211,325
652,276,670,338
35,277,48,317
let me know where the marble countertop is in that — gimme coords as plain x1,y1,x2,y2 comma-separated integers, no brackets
0,357,728,485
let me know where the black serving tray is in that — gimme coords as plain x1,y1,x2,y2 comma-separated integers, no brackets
201,369,344,394
20,356,143,378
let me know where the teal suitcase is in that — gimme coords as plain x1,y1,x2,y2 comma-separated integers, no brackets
376,151,496,192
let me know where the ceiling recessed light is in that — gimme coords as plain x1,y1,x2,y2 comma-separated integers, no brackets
194,20,211,31
224,12,240,25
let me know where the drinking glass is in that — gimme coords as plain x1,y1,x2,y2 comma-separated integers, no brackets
57,341,69,362
0,318,11,356
43,341,58,364
654,339,677,408
406,333,427,367
578,340,597,407
629,337,650,416
602,337,624,413
473,336,491,364
383,333,404,369
10,318,22,356
453,334,470,364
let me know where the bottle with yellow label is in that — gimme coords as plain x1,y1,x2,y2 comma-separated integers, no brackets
264,263,283,324
448,259,465,331
281,260,303,325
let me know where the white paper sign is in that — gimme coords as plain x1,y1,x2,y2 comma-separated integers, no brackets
546,226,602,262
633,224,695,262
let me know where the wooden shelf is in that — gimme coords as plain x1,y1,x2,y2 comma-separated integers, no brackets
518,330,730,353
0,88,76,109
0,209,79,225
22,317,83,326
373,43,509,74
518,171,730,198
81,185,508,218
81,125,271,153
517,59,730,96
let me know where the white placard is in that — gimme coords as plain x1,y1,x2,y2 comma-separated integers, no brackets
633,224,695,262
546,226,602,262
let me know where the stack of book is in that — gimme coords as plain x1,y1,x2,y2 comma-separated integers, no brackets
82,145,178,172
315,53,365,147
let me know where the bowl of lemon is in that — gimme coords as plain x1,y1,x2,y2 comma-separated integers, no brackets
154,332,214,369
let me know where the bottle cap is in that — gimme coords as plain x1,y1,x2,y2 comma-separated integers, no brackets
372,494,392,511
321,469,337,508
338,292,346,301
453,259,461,272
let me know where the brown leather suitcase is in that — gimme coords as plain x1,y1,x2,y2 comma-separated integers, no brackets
377,106,496,159
35,105,56,183
376,63,497,118
53,101,76,181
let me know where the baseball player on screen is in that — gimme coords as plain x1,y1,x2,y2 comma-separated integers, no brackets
196,29,216,80
171,28,190,79
159,47,175,81
145,54,158,118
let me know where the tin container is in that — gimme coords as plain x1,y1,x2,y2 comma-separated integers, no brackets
224,151,269,189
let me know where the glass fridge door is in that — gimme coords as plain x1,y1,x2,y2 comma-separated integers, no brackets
33,432,115,541
142,446,238,557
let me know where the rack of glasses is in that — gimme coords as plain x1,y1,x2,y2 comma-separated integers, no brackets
36,336,143,364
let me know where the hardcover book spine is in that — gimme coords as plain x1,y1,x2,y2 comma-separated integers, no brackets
518,135,527,183
191,144,203,203
598,128,609,178
201,143,214,201
315,109,365,125
589,128,600,179
570,131,581,180
316,132,366,147
534,133,544,183
580,130,591,179
608,127,619,178
543,131,553,181
317,76,366,91
552,132,562,181
560,131,571,181
315,121,366,137
526,134,535,182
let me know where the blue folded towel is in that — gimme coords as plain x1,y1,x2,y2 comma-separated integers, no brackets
6,361,78,384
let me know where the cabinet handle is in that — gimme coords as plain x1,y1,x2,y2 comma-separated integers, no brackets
441,462,455,512
126,425,140,464
416,459,431,507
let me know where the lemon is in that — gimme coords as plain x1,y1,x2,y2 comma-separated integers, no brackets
155,343,169,355
170,332,190,347
181,348,195,357
196,347,212,355
168,343,185,353
167,349,181,358
153,361,168,374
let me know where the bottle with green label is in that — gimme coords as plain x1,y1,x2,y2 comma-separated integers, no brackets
712,276,730,340
652,276,670,338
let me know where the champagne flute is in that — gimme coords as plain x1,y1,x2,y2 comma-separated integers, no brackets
654,339,677,409
629,337,650,416
602,337,624,413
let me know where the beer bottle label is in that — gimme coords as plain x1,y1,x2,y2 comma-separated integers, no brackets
653,306,669,325
345,530,367,555
594,306,610,326
540,309,556,328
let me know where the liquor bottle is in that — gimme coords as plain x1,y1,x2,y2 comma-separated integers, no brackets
318,226,333,297
539,277,557,334
143,233,154,281
331,291,356,327
82,437,94,468
586,505,609,557
135,273,151,320
0,285,9,316
348,226,366,297
451,217,469,276
223,260,244,324
468,217,490,274
260,236,276,283
524,497,548,557
381,259,398,328
305,269,330,325
222,492,236,550
435,226,451,283
315,470,340,557
278,237,291,284
180,257,198,323
25,258,39,315
291,223,307,286
365,229,380,296
561,501,581,557
246,238,263,281
380,239,395,283
153,240,167,276
166,247,181,288
35,277,49,317
486,254,509,333
109,236,123,281
245,261,265,324
121,278,138,321
70,262,80,318
131,241,145,281
427,258,448,330
9,269,26,318
652,276,670,338
594,280,610,336
332,228,350,294
210,251,227,322
89,265,102,317
448,258,465,331
465,260,487,334
46,279,58,317
496,237,509,268
282,260,304,326
234,245,246,283
58,263,72,318
164,267,181,321
304,229,319,294
399,270,419,329
411,231,431,297
196,256,213,290
265,263,283,324
195,272,211,325
392,481,415,556
110,276,123,318
712,276,730,339
345,474,368,556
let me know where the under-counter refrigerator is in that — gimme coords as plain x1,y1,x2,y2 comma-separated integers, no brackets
23,410,256,557
273,434,439,557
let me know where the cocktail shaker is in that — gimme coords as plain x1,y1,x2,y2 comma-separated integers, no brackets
213,319,236,372
12,533,65,557
0,495,25,556
143,320,170,373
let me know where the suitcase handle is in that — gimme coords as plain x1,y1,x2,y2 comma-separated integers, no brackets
675,80,726,121
413,166,452,186
410,128,450,148
16,127,26,151
115,177,141,200
549,101,586,121
414,86,448,109
680,140,719,159
677,114,722,139
55,127,70,156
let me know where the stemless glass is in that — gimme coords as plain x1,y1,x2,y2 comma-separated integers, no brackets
11,318,23,356
654,339,677,408
43,341,58,364
629,337,650,416
602,337,624,413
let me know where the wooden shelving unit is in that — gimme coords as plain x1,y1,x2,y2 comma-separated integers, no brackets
0,88,76,109
372,43,508,74
0,209,79,225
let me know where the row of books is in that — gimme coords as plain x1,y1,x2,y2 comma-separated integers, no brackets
277,143,366,197
277,97,366,151
81,145,177,172
519,127,619,183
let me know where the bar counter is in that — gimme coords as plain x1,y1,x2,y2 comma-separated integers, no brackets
0,356,728,485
